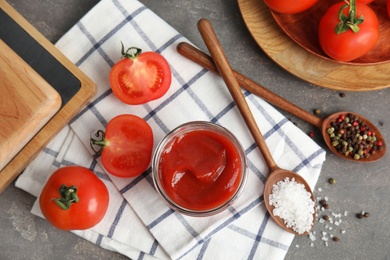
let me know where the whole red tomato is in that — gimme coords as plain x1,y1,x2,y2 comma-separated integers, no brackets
263,0,317,14
110,44,171,105
39,166,109,230
318,0,379,62
90,114,153,178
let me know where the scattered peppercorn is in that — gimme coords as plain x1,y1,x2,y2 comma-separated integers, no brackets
322,215,330,221
364,212,370,218
314,109,321,115
319,199,327,207
328,178,336,184
332,236,340,242
356,213,364,219
339,92,346,98
379,121,384,126
325,113,384,160
323,203,330,210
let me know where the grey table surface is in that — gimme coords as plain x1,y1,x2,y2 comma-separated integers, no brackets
1,0,389,259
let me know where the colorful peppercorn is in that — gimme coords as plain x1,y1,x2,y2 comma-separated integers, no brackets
326,113,383,160
314,109,321,115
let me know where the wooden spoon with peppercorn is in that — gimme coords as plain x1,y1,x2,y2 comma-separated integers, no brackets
198,18,316,236
177,43,386,163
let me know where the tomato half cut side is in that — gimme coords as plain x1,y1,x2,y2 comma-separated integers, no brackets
110,45,172,105
91,114,154,178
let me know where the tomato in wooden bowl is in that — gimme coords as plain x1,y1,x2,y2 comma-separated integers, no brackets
270,0,390,65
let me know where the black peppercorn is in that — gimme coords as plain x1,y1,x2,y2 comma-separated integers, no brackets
364,212,370,218
319,199,327,206
356,213,364,219
332,236,340,242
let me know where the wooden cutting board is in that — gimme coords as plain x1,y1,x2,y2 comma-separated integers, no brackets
0,0,96,192
0,40,61,171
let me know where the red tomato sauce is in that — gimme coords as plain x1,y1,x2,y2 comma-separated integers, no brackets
158,129,244,211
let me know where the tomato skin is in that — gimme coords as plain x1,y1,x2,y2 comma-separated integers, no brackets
98,114,153,178
110,50,171,105
318,2,379,62
39,166,109,230
263,0,317,14
388,0,390,18
356,0,374,3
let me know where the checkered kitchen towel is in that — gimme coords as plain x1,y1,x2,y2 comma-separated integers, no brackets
16,0,326,259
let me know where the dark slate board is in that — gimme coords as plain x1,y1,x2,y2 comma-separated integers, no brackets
0,9,80,107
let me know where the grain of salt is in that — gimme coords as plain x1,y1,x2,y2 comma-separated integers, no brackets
269,177,315,235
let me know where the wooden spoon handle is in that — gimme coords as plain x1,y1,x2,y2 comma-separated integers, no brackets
197,18,279,171
177,42,323,129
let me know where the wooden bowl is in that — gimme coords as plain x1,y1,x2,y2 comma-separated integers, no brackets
270,0,390,65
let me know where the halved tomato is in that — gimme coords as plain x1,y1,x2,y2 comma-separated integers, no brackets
110,44,171,105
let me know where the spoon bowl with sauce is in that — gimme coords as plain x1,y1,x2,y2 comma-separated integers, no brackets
177,42,386,163
197,18,315,235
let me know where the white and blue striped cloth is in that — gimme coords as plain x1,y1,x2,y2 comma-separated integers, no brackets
16,0,326,259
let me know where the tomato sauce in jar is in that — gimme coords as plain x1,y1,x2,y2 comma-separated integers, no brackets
152,122,247,216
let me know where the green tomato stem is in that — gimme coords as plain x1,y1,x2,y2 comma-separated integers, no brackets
54,184,79,210
121,42,142,59
335,0,364,34
90,130,107,155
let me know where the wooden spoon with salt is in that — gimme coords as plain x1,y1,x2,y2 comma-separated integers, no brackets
197,18,315,235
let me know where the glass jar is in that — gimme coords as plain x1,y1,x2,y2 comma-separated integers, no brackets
152,121,247,217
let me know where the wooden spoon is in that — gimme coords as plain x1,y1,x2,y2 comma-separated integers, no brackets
197,18,315,236
176,42,386,163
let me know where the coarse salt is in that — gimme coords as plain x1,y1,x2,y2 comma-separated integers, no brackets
269,177,315,235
